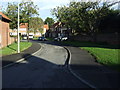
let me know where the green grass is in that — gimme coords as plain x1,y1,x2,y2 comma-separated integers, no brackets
81,47,119,64
62,41,120,71
33,37,38,40
46,37,54,41
0,42,32,56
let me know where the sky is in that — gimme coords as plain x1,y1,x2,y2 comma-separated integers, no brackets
0,0,119,21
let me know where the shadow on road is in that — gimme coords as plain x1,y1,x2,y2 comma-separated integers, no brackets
2,53,120,88
2,54,89,88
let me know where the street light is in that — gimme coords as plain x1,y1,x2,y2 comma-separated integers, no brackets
17,1,20,53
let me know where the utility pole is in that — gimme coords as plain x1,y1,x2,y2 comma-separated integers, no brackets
17,1,20,53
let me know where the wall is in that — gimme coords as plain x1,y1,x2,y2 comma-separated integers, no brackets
0,20,2,48
0,20,16,48
71,33,119,45
0,20,9,48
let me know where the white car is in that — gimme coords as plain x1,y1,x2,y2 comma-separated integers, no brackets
22,35,27,40
61,37,68,41
54,37,68,41
29,35,33,39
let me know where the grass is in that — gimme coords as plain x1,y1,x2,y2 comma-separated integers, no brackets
0,42,32,56
46,37,54,41
33,37,38,40
62,41,120,71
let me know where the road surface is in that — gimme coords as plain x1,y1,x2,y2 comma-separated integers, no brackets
2,41,89,88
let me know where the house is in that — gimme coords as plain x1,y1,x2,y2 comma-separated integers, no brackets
46,22,71,38
44,24,49,30
43,24,49,35
19,23,28,36
0,12,13,48
10,23,34,36
10,23,48,38
9,23,28,36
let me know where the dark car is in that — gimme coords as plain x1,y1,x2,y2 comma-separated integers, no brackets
38,37,47,41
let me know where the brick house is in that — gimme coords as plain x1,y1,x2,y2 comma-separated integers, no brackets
10,23,28,36
46,22,71,38
19,23,28,35
0,12,12,48
43,24,49,35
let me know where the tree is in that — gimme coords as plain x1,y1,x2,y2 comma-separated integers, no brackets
44,17,54,27
52,1,119,41
99,9,120,33
19,0,39,41
20,0,39,23
5,2,18,29
29,17,44,35
5,0,39,29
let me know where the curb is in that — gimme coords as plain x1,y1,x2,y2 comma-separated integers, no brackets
64,46,97,89
2,43,41,69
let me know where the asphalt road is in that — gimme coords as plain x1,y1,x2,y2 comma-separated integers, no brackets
2,41,89,88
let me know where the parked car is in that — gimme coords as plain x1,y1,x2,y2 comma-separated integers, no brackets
22,35,27,40
61,37,68,41
28,35,33,40
38,36,47,41
54,36,68,41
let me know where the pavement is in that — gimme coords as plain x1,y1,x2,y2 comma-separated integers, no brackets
66,46,120,88
2,41,41,67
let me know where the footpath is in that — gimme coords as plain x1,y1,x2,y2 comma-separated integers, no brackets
66,46,120,88
2,42,41,67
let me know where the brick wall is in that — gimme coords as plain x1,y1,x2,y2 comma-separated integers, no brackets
0,20,2,48
0,20,16,48
71,33,119,45
0,20,9,48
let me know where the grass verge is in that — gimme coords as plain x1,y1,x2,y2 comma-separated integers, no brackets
33,37,38,40
0,42,32,56
46,37,54,41
62,41,120,71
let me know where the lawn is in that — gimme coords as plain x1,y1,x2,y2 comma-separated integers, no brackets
0,42,32,56
46,37,54,41
62,41,120,71
33,37,38,40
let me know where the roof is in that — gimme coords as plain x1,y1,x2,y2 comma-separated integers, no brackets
20,23,28,28
44,24,49,30
51,22,65,28
0,12,11,21
52,22,61,28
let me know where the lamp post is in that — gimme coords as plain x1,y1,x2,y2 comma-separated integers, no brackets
17,1,20,53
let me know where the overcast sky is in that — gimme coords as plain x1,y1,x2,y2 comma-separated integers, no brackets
0,0,119,21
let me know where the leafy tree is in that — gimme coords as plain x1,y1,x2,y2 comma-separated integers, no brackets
29,17,44,34
19,0,39,41
4,0,39,32
52,1,119,41
44,17,54,27
99,9,120,33
19,0,39,23
5,2,18,29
